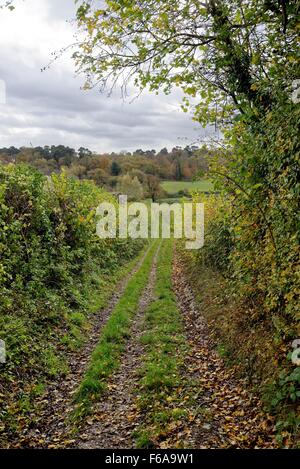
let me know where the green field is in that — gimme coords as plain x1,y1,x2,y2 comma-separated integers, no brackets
161,180,214,195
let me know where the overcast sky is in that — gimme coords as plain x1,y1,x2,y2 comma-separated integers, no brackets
0,0,215,153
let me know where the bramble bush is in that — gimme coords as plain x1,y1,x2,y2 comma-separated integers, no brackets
0,163,143,322
0,164,141,314
191,193,233,276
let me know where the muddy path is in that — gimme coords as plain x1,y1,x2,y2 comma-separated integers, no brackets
12,246,152,449
77,243,161,448
12,240,276,449
77,241,275,450
172,248,276,449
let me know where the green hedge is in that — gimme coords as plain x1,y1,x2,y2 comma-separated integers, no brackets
0,164,141,314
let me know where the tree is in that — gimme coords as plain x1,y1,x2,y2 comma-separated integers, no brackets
49,145,76,166
2,146,20,157
117,174,144,201
78,147,92,159
159,148,168,156
74,1,298,127
146,175,161,202
97,155,110,171
87,168,109,186
174,160,182,181
111,161,121,176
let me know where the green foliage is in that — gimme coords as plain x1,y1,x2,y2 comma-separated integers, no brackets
41,348,68,378
72,0,299,341
88,0,295,442
111,161,121,176
117,174,144,201
0,163,144,443
271,368,300,408
0,145,211,191
191,92,300,437
74,0,299,126
0,165,137,312
0,1,15,11
191,193,233,275
73,0,299,446
265,366,300,444
190,84,300,440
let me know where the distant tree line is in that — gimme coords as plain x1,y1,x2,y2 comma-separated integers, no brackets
0,144,212,199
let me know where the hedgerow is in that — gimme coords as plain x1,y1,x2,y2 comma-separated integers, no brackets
189,74,300,444
0,163,143,442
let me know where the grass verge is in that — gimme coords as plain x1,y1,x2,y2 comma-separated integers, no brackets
72,240,159,421
61,242,149,351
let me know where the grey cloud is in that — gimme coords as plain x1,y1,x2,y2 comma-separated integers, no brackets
0,0,215,152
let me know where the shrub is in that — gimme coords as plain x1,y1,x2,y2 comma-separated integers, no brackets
0,163,143,389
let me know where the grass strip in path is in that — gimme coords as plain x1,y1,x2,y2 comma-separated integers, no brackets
134,239,188,448
73,240,160,422
77,242,162,448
